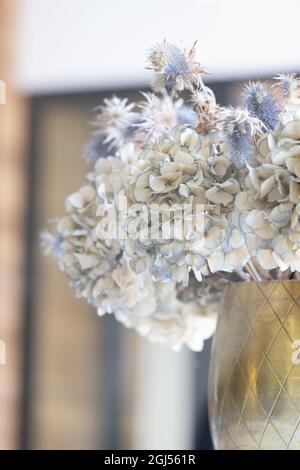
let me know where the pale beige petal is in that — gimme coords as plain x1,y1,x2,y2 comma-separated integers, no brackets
257,249,277,270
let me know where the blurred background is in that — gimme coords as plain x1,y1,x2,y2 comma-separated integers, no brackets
0,0,300,450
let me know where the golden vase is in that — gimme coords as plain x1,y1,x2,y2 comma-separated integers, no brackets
208,281,300,450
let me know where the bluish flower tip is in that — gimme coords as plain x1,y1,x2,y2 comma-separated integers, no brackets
242,82,280,131
177,105,198,128
84,134,109,161
226,129,254,167
222,109,257,167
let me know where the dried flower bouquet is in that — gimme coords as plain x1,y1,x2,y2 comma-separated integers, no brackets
43,41,300,351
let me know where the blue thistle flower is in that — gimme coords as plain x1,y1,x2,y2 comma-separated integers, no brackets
84,134,109,161
274,73,297,98
164,46,188,87
92,96,137,150
148,42,185,73
242,82,280,131
148,42,188,91
226,128,253,167
222,109,261,167
177,105,198,127
123,116,144,141
147,41,205,94
85,117,141,161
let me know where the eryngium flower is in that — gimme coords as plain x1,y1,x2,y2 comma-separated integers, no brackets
242,82,280,130
92,96,137,149
221,108,263,166
148,41,185,73
274,73,298,98
147,40,206,95
134,93,179,141
84,134,107,161
177,105,199,128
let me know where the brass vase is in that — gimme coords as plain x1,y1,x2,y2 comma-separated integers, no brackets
208,281,300,450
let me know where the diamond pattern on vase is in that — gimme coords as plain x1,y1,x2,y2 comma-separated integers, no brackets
259,422,287,450
208,281,300,450
283,366,300,411
269,388,300,444
266,328,294,384
282,302,300,343
251,303,282,356
235,419,258,450
267,282,296,324
239,390,267,444
251,360,282,416
282,281,300,303
287,422,300,450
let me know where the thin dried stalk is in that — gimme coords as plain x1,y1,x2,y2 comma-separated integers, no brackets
250,257,272,281
249,260,263,282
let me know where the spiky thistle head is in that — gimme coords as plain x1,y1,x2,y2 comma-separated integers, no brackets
134,92,179,141
147,40,206,96
176,105,199,128
242,81,280,131
274,73,299,99
147,41,185,73
190,85,216,108
189,85,218,133
220,108,263,167
84,134,107,162
92,96,138,149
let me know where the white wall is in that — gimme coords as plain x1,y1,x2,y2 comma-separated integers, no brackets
14,0,300,94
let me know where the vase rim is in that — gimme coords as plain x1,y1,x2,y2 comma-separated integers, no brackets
233,279,300,286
